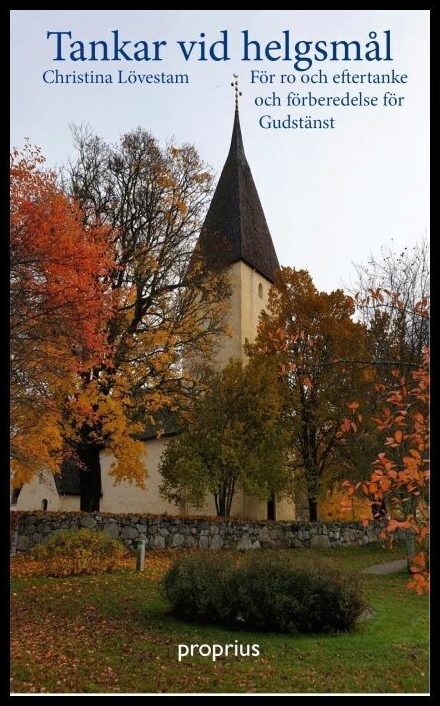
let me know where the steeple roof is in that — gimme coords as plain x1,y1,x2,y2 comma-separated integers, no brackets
196,108,280,283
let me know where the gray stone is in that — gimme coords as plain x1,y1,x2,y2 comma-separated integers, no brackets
103,523,119,539
13,511,389,554
259,526,270,542
311,535,330,549
121,526,138,539
210,534,223,549
51,528,65,536
17,536,31,551
153,534,165,549
183,536,197,548
236,536,252,550
171,533,184,547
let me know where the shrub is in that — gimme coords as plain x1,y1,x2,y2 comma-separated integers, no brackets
164,553,364,634
163,552,235,624
31,528,126,577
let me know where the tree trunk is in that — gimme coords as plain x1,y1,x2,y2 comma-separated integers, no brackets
215,476,237,517
370,498,387,519
405,529,416,574
78,445,102,512
403,497,417,574
215,492,227,517
308,496,318,522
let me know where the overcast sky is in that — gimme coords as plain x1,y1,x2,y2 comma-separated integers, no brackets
11,10,429,292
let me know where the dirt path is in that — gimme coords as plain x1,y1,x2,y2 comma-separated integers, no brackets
361,558,407,575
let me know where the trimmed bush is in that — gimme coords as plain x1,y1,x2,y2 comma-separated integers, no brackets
30,528,126,577
164,553,364,634
164,553,236,624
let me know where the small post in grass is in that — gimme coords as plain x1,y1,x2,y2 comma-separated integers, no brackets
136,538,146,572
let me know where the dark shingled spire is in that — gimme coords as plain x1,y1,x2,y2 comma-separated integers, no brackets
196,107,279,283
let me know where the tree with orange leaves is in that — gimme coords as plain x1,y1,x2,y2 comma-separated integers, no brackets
10,143,112,486
343,289,429,594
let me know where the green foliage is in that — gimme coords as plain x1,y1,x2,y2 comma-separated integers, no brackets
159,359,291,516
30,528,126,577
164,553,234,624
164,553,365,633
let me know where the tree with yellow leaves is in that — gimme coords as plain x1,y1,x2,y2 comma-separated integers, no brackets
63,126,230,510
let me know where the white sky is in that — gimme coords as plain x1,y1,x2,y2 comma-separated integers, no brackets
10,10,429,292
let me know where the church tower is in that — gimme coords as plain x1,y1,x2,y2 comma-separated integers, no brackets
196,100,280,366
193,94,294,520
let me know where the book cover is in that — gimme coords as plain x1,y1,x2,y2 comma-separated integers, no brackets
10,9,429,696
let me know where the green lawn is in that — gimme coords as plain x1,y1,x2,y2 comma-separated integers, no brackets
10,545,428,694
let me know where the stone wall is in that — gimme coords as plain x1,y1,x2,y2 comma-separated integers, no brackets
12,512,395,553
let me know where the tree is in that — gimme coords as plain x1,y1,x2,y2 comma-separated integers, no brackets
341,288,429,593
249,267,369,521
10,143,112,485
352,241,429,382
343,345,429,594
159,359,290,517
63,126,230,511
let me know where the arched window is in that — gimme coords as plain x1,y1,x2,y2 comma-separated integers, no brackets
41,498,48,511
11,487,21,505
267,494,276,521
258,283,263,299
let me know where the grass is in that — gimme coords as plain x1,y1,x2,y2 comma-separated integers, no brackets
10,545,428,694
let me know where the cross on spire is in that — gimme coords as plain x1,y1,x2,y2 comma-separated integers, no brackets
195,80,280,284
231,74,242,111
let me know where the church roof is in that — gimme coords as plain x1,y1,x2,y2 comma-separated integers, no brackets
196,108,279,283
54,458,81,496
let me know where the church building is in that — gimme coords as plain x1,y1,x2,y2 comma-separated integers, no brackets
13,101,296,521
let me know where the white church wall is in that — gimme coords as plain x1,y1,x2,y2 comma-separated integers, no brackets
15,470,61,512
99,437,176,515
100,437,248,518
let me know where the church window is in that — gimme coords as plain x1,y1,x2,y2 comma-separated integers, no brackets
258,283,263,298
41,498,48,511
267,494,276,520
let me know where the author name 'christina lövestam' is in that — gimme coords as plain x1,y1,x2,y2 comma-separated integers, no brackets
42,69,189,84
